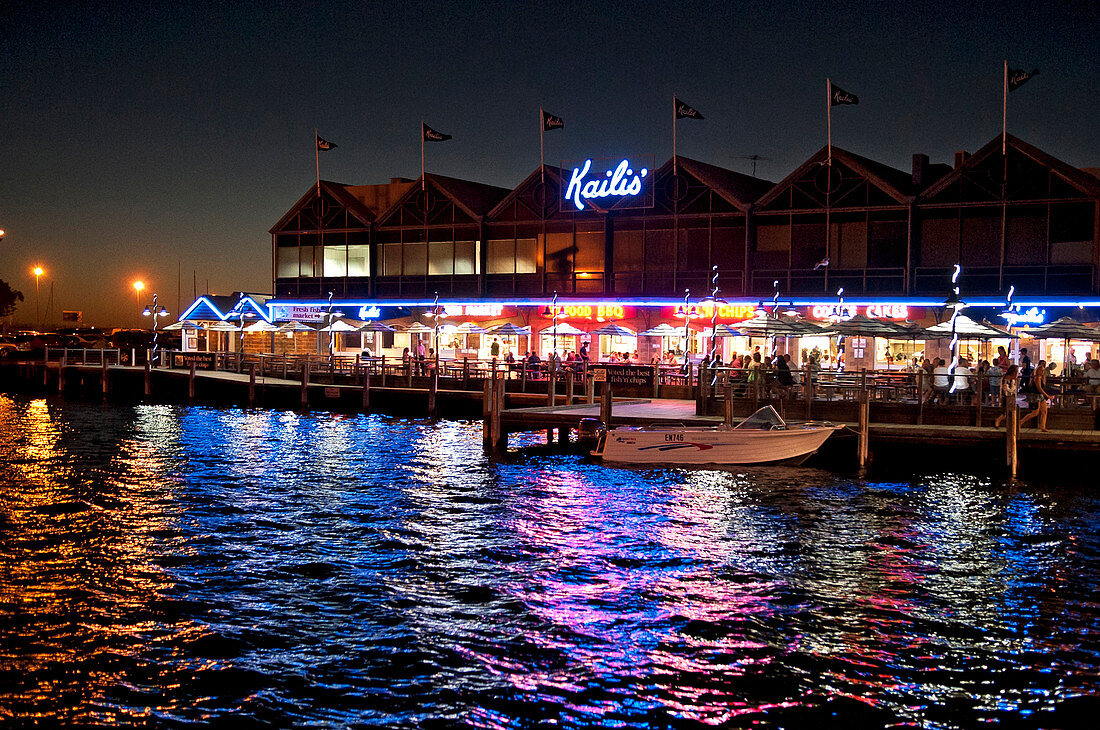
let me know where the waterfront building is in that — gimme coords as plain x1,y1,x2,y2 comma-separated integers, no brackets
182,133,1100,368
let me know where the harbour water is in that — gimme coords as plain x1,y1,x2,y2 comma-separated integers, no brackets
1,394,1098,728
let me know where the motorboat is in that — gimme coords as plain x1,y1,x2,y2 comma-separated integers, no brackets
591,406,843,466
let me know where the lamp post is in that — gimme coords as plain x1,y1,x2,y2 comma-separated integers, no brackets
33,266,43,330
133,281,145,328
141,292,169,366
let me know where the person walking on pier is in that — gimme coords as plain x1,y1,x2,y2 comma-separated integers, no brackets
1019,360,1051,432
994,365,1021,428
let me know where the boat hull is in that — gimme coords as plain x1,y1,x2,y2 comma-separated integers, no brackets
596,425,842,465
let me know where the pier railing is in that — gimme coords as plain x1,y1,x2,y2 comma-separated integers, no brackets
44,347,122,366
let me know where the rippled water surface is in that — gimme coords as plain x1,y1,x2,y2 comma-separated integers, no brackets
1,395,1099,728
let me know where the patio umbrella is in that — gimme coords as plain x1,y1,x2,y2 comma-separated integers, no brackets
822,314,910,339
638,323,682,337
162,321,200,331
243,320,278,332
318,319,359,333
734,312,806,337
921,315,1013,340
451,321,487,335
1025,316,1100,375
540,322,587,336
485,322,531,337
205,321,239,331
277,321,317,332
588,323,636,337
708,323,744,337
358,321,397,333
402,322,434,334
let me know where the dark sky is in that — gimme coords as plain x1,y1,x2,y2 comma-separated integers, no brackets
2,0,1097,326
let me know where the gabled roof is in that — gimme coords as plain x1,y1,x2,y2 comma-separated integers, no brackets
754,145,914,209
486,165,566,220
916,133,1100,202
375,173,511,226
179,293,272,322
662,156,774,212
269,180,382,233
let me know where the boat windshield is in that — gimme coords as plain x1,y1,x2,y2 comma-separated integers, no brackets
734,405,787,430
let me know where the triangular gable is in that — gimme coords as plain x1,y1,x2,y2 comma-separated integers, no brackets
375,173,510,228
269,180,378,234
486,165,567,221
754,146,913,213
917,133,1100,205
179,293,272,322
659,156,773,213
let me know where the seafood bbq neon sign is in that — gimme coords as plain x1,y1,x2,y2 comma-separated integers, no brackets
563,156,654,211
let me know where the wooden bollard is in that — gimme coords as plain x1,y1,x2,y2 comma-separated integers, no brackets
857,391,870,466
58,351,67,393
586,372,595,404
804,366,812,419
101,356,109,397
917,369,925,425
652,365,660,398
300,361,309,408
565,370,574,406
462,357,469,391
380,355,386,387
724,380,733,425
427,367,438,417
494,375,506,450
248,362,256,406
482,377,493,449
144,359,152,397
361,368,370,410
1006,399,1018,477
188,363,196,401
547,360,557,406
600,383,613,426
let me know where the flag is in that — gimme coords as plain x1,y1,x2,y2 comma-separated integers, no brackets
674,97,703,119
829,83,859,106
423,123,452,142
316,135,337,151
542,110,564,131
1008,67,1039,91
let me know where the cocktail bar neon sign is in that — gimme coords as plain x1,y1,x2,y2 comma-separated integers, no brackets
564,158,649,210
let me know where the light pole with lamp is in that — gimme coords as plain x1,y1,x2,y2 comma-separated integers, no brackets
33,266,44,330
133,281,145,328
141,292,169,366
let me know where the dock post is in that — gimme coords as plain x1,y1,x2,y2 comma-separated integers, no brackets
407,358,413,388
652,365,660,399
803,366,812,419
975,375,983,427
58,351,67,393
248,362,257,406
917,370,924,425
462,358,469,391
300,361,309,408
188,363,196,401
520,363,527,393
380,355,387,387
724,380,733,425
547,360,557,406
566,370,574,405
482,377,493,449
144,359,152,398
601,383,613,426
1006,399,1018,477
101,356,109,398
492,375,506,452
696,362,708,415
586,372,595,404
858,391,870,466
361,367,370,411
428,367,438,417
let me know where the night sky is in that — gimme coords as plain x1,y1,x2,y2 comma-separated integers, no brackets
1,0,1097,326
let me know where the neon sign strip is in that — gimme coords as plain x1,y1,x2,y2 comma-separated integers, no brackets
564,159,648,210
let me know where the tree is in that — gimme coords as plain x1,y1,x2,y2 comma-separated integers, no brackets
0,279,24,318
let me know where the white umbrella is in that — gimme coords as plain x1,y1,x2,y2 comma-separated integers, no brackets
162,321,200,331
402,322,434,334
540,322,587,336
205,321,239,331
318,319,359,333
485,322,531,337
589,323,636,337
638,323,682,337
243,320,278,332
359,321,397,333
277,321,317,332
451,321,487,334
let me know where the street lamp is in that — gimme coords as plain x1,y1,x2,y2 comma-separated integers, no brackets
33,266,44,330
133,281,145,327
141,292,169,365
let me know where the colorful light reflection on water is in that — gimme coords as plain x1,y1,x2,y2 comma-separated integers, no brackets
0,395,1098,728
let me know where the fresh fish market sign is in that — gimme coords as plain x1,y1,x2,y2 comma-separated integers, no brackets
563,155,655,211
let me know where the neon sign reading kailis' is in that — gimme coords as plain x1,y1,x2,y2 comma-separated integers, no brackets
565,159,648,210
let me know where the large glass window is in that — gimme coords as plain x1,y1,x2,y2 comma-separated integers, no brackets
487,239,514,274
429,242,454,275
299,246,319,277
404,243,427,276
277,247,299,278
545,232,573,274
454,241,477,275
515,238,536,273
574,231,604,273
347,245,370,276
383,244,403,276
613,228,644,271
324,246,347,277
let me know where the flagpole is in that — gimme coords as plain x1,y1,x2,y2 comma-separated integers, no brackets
672,93,677,175
1002,60,1008,156
826,79,832,167
421,119,426,191
540,106,545,186
315,127,321,199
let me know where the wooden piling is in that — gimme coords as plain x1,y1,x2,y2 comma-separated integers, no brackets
300,361,309,408
724,380,733,425
857,391,870,466
652,365,660,399
586,373,595,404
1006,399,1018,477
482,377,493,449
600,383,613,426
188,363,196,401
804,366,812,420
917,369,925,425
491,375,505,452
58,351,67,393
547,360,557,406
462,357,469,391
143,360,152,397
565,370,574,406
361,367,370,410
101,357,109,398
427,367,438,417
248,363,256,406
